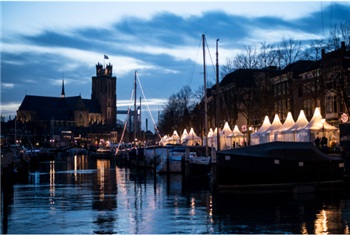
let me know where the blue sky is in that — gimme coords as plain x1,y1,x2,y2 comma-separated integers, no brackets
2,1,350,130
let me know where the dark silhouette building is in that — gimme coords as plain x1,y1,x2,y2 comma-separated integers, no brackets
17,63,116,129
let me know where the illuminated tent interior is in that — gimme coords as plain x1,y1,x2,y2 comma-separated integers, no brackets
274,112,295,141
250,116,272,145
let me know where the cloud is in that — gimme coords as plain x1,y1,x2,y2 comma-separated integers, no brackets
1,83,15,89
1,1,350,126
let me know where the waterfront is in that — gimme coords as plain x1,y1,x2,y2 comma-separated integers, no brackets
2,155,350,234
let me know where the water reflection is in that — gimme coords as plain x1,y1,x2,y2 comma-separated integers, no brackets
2,154,350,234
212,191,350,234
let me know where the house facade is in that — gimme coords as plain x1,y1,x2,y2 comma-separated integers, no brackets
197,41,350,138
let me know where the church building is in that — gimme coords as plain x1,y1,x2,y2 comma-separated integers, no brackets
17,63,117,129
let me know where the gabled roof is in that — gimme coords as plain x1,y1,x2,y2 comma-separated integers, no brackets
220,68,279,88
19,95,67,111
18,95,101,120
281,60,318,78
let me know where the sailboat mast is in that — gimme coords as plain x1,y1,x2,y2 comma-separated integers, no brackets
134,71,137,144
216,39,220,151
202,34,208,157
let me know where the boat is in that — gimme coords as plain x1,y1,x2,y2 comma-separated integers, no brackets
188,147,212,178
155,147,187,173
89,147,114,159
215,141,345,193
153,145,212,176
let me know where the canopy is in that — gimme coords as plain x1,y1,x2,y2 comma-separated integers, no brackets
250,116,271,145
180,129,188,144
229,125,244,137
261,114,282,142
182,128,202,146
274,112,295,141
229,125,244,148
205,128,215,147
297,107,338,142
302,107,337,131
159,134,169,146
167,130,180,144
281,110,309,141
220,122,233,150
209,127,219,149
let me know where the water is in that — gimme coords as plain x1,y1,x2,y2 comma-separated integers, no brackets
2,155,350,234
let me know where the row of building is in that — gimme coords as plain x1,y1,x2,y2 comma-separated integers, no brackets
192,41,350,140
8,41,350,149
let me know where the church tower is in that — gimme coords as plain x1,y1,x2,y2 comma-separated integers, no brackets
61,78,65,98
91,62,116,126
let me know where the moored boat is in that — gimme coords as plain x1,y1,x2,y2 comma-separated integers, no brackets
89,147,114,159
215,141,344,193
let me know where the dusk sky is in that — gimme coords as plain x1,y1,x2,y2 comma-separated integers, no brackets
2,1,350,130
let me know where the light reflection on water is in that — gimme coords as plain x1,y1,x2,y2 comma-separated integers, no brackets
2,155,350,234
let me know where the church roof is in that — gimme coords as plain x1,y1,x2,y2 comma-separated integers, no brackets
82,98,100,113
18,95,101,120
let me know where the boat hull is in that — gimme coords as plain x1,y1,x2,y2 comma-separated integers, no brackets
216,142,344,192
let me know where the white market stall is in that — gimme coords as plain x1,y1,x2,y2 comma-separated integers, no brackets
260,114,282,143
229,125,244,148
219,122,233,150
296,107,338,142
180,129,189,144
182,128,202,146
281,110,309,141
167,130,180,145
250,116,271,145
274,112,295,141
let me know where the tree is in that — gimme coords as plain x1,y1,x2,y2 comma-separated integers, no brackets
158,86,194,135
233,45,259,69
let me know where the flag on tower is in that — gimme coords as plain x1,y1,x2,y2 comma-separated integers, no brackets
104,55,109,59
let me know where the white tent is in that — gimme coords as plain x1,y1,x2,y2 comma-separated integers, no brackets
167,130,180,144
182,128,202,146
250,116,271,145
229,125,244,148
180,129,188,144
159,134,169,146
261,114,282,143
219,122,233,150
297,107,338,142
274,112,295,141
210,127,219,149
281,110,309,141
204,128,214,147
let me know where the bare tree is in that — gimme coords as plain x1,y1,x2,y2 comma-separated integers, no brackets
302,39,326,61
279,37,303,68
220,58,235,80
233,45,260,69
193,81,213,103
158,85,194,135
257,42,277,68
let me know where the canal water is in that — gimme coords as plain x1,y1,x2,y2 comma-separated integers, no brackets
2,154,350,234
